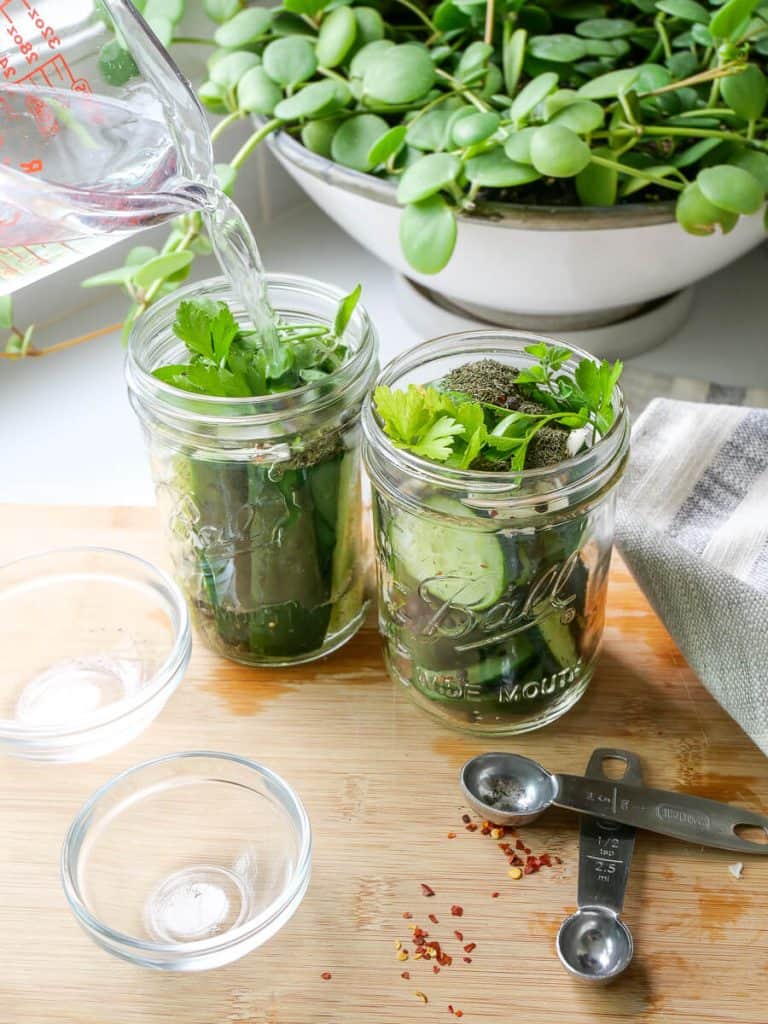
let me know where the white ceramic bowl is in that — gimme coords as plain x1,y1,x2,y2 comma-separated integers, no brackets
267,130,766,326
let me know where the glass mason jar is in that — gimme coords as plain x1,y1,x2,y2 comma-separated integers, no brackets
127,274,378,666
362,331,629,735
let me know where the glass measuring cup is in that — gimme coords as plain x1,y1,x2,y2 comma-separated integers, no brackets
0,0,212,295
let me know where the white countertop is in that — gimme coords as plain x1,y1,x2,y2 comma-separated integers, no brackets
1,197,767,507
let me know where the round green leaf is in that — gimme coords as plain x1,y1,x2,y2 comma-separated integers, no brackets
698,164,764,214
331,113,389,171
315,5,357,68
656,0,710,22
458,41,494,81
362,44,436,104
98,41,139,86
509,71,558,124
578,66,639,98
721,64,768,121
433,1,471,31
263,36,317,87
236,65,282,114
406,107,454,151
301,117,341,157
367,124,407,166
213,8,272,48
575,147,617,205
215,163,237,196
503,27,527,95
465,149,541,186
530,124,591,177
710,0,761,40
354,7,384,44
400,196,457,274
503,126,537,164
204,0,242,23
550,99,604,133
691,22,714,44
397,153,462,203
133,251,194,290
451,110,501,147
350,39,393,81
210,50,261,89
274,79,339,120
583,38,630,57
635,63,672,92
676,181,737,234
198,80,228,113
575,17,635,37
528,34,588,62
729,149,768,192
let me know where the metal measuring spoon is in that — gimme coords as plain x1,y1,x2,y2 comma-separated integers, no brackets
459,751,768,854
556,748,641,983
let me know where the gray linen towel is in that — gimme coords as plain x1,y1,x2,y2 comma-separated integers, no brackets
616,398,768,754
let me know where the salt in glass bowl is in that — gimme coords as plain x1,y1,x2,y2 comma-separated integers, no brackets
61,752,312,970
0,547,190,762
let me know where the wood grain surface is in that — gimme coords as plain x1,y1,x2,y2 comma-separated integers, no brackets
2,505,767,1024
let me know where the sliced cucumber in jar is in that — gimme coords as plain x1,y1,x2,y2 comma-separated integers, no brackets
389,495,505,611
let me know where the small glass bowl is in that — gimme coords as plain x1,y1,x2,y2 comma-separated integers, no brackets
0,547,190,762
61,752,312,971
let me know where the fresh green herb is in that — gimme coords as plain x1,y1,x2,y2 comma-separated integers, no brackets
152,286,361,397
374,344,622,471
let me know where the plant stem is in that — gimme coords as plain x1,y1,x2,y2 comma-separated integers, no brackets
654,15,672,59
0,321,122,359
435,68,490,111
172,36,214,45
589,154,686,191
484,0,496,46
612,123,768,149
391,0,437,33
637,61,743,97
210,109,243,142
230,118,283,170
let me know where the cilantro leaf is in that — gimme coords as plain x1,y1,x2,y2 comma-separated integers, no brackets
412,415,465,461
172,299,238,365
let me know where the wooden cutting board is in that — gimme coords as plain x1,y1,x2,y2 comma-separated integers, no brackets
2,504,767,1024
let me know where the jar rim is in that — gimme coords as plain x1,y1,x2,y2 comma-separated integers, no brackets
126,273,377,427
361,328,628,492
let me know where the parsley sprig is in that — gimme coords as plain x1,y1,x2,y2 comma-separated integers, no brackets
153,285,361,397
374,344,623,471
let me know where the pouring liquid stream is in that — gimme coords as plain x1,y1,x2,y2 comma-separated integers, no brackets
0,84,276,338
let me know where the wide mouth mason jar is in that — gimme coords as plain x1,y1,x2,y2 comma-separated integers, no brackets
127,274,378,667
361,331,630,735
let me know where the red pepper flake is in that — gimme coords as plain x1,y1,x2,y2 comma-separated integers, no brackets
448,1006,454,1016
453,930,463,942
421,883,436,897
403,911,413,919
523,864,536,875
461,814,471,824
450,905,464,917
433,965,440,974
554,855,563,864
401,971,410,980
321,972,332,981
447,832,457,839
491,892,500,898
465,823,478,832
463,943,476,953
463,956,472,964
539,853,552,867
439,952,452,967
499,842,510,852
480,825,491,835
428,913,439,925
524,847,531,855
455,1011,464,1018
515,839,525,851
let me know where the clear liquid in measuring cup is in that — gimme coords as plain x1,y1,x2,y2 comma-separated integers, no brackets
0,83,277,338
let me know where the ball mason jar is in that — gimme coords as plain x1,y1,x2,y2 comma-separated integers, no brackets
362,331,629,735
127,274,378,666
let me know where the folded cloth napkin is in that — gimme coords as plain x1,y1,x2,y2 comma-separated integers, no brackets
616,398,768,755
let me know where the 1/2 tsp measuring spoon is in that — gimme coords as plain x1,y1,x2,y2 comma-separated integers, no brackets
459,751,768,854
556,748,641,983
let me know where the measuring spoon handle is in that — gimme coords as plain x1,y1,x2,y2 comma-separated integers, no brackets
577,749,643,914
552,773,768,854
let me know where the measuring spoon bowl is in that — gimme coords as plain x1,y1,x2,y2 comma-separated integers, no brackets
556,908,633,983
460,752,556,826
